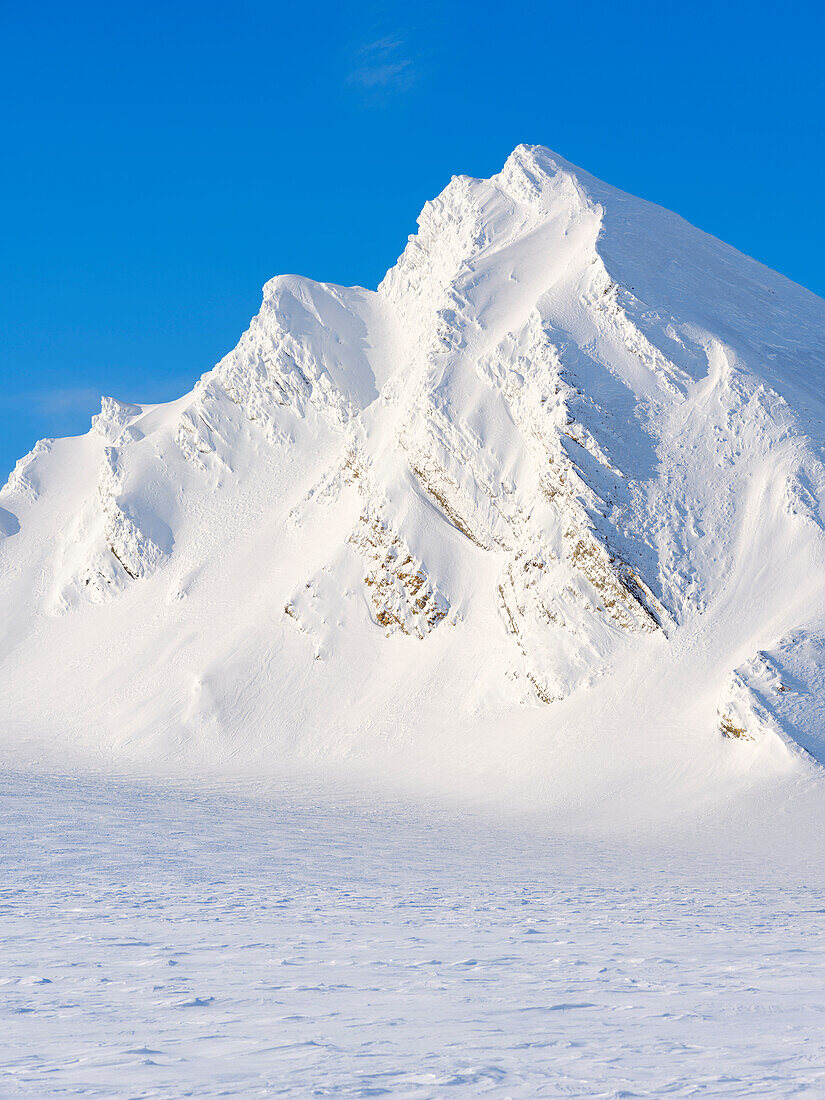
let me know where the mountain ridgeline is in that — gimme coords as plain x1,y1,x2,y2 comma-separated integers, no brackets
2,145,825,805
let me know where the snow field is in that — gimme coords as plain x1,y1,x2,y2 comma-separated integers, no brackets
2,772,825,1098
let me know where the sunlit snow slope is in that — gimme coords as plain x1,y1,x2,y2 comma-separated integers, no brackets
2,145,825,807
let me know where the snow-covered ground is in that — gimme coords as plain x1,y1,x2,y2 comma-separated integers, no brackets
3,769,825,1098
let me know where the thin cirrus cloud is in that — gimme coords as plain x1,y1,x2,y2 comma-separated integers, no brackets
1,387,101,418
346,35,420,96
34,388,102,417
5,373,201,419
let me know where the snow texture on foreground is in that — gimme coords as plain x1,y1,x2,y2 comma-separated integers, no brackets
3,772,825,1098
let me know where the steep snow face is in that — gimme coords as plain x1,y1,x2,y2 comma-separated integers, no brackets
2,144,825,809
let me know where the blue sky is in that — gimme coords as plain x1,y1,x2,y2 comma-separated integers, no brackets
2,0,824,479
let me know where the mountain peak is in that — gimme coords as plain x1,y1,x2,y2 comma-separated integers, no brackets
2,148,825,809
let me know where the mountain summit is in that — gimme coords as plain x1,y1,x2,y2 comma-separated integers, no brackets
3,145,825,808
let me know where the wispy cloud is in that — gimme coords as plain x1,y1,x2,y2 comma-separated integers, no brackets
2,374,199,419
1,386,101,417
35,387,102,416
346,34,420,98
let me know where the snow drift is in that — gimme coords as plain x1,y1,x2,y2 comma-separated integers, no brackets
2,144,825,810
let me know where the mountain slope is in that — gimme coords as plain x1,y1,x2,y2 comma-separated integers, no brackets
2,144,825,809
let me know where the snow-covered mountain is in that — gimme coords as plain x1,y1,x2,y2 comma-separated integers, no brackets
2,144,825,807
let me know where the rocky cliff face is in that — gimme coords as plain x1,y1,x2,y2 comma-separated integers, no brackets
2,146,825,801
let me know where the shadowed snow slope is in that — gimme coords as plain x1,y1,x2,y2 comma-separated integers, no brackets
2,144,825,817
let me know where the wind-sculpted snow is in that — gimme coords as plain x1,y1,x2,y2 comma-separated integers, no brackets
2,438,53,503
92,396,143,442
2,144,825,801
175,277,389,470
